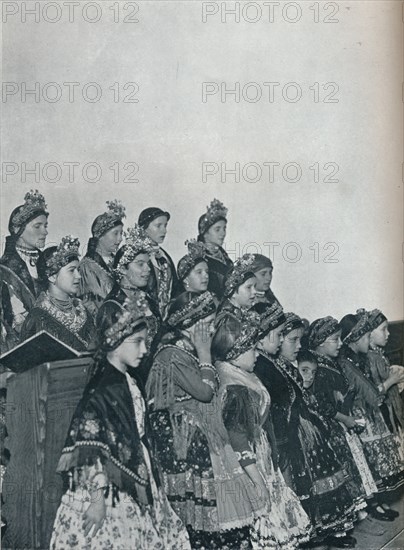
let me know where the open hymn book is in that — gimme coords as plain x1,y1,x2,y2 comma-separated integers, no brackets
0,330,93,373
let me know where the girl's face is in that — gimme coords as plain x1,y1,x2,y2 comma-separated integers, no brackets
353,331,371,354
254,267,273,292
124,253,151,288
232,277,257,308
298,361,317,388
51,260,81,296
184,261,209,293
258,324,285,355
371,321,389,348
98,225,123,256
204,220,227,247
280,328,303,362
317,330,342,359
18,215,48,249
117,328,148,368
145,216,168,245
232,346,259,373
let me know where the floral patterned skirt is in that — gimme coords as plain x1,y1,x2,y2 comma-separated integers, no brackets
354,405,404,493
50,486,190,550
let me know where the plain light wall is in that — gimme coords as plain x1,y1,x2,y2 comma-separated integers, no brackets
1,1,402,321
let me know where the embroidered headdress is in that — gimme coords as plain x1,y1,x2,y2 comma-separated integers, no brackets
98,295,148,352
341,309,372,344
308,316,341,349
44,235,80,277
177,239,207,281
283,312,305,335
113,224,155,278
198,199,228,236
367,309,387,331
212,310,260,361
9,190,48,236
91,200,126,239
252,301,286,339
166,291,216,329
223,253,256,297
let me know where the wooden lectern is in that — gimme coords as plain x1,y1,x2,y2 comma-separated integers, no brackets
2,356,93,549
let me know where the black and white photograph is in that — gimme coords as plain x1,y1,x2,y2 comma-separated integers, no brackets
1,1,403,548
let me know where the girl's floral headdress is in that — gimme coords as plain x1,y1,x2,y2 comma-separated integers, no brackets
198,198,228,235
223,253,256,297
45,235,80,276
101,296,148,351
177,239,207,281
91,200,126,239
114,224,155,278
10,190,48,234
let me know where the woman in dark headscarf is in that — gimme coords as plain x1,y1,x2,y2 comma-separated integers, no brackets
78,200,125,317
50,296,190,549
197,199,233,299
138,207,179,320
250,254,281,306
0,190,49,351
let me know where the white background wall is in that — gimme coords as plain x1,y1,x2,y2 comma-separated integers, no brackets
1,0,402,321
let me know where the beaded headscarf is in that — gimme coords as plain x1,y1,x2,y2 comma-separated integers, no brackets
99,295,148,352
166,291,216,329
367,309,387,331
114,224,155,279
283,312,305,335
91,200,126,239
212,310,260,361
252,301,286,340
177,239,207,281
9,190,48,236
342,309,372,344
198,199,228,236
308,316,341,349
223,253,256,297
44,235,80,277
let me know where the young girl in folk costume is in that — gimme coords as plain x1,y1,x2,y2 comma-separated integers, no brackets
21,236,96,351
367,309,404,450
215,254,257,327
250,254,281,307
197,199,233,299
138,207,179,320
147,291,259,548
338,310,404,521
79,200,125,317
107,224,162,386
177,239,210,295
255,309,356,547
0,190,49,352
212,304,312,549
50,296,190,549
307,318,382,534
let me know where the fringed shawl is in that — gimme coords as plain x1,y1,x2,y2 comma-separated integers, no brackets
338,345,381,419
78,255,115,314
57,360,158,506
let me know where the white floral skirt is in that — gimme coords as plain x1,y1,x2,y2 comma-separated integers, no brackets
50,486,190,550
